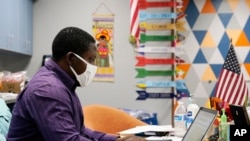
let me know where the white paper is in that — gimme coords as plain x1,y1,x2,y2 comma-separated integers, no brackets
118,125,175,136
146,136,182,141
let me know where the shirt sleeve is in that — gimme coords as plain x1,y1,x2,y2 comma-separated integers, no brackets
25,85,116,141
82,127,118,141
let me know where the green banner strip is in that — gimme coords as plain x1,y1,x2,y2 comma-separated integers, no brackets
136,68,175,78
140,34,175,43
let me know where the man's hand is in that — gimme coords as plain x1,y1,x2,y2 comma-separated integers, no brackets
116,135,146,141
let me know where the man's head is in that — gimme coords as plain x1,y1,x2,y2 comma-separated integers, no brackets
52,27,97,86
52,27,96,61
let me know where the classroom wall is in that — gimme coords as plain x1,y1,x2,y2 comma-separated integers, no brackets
31,0,174,125
1,0,250,125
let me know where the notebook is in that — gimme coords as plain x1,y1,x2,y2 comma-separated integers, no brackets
229,104,250,125
181,107,218,141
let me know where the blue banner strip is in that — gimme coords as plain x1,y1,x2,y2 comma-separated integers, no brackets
137,80,187,89
136,90,174,100
139,11,177,21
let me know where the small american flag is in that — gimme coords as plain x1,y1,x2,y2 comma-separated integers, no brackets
214,43,249,106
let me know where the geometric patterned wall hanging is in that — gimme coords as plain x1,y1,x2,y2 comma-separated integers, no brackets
180,0,250,99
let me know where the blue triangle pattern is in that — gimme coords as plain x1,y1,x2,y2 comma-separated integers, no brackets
218,33,230,59
193,49,207,63
185,0,200,29
211,0,223,12
243,16,250,42
210,64,223,78
193,31,207,44
244,51,250,63
218,13,233,28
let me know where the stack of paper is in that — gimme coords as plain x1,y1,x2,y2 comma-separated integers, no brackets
145,136,182,141
118,125,175,137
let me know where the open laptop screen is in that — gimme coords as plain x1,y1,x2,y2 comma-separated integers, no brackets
182,107,218,141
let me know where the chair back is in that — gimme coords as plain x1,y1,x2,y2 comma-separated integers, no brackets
83,104,147,135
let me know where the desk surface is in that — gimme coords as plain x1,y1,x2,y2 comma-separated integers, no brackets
146,136,182,141
0,92,18,104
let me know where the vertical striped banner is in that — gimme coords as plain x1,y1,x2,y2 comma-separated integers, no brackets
130,0,140,46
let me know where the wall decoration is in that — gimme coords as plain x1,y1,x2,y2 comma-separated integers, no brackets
131,0,188,101
130,0,187,126
182,0,250,100
92,3,114,82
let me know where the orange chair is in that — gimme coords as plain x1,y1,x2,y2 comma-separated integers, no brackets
83,104,147,135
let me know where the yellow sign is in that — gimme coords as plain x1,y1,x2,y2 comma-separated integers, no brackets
140,21,186,31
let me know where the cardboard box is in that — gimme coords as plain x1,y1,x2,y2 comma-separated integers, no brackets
0,81,23,94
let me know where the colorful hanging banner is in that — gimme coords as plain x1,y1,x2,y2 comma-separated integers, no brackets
140,21,186,32
136,90,174,100
135,56,175,66
136,45,182,54
139,11,177,21
136,80,188,89
138,0,182,9
140,34,175,43
135,68,174,78
92,4,115,82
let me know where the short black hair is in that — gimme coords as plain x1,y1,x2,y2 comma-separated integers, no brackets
52,27,96,61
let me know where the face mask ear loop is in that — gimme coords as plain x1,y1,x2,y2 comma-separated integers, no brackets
72,53,91,66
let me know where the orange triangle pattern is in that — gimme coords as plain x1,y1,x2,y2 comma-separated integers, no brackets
243,63,250,76
227,0,240,11
235,31,250,46
201,0,216,13
201,65,217,81
201,32,216,47
176,64,191,79
226,29,241,45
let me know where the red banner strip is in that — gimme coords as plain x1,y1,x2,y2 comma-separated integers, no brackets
136,56,175,66
138,0,182,9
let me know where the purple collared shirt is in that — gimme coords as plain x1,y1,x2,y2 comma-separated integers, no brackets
7,59,118,141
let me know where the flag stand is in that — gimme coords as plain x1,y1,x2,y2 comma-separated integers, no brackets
171,0,176,128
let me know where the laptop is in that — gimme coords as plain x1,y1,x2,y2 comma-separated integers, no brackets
181,107,218,141
229,104,250,125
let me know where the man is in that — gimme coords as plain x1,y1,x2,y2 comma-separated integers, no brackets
7,27,145,141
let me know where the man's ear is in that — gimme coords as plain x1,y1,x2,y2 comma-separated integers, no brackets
65,52,76,66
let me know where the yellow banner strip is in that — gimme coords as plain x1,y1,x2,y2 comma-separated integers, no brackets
140,21,186,31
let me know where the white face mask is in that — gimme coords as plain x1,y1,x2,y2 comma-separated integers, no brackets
70,53,97,87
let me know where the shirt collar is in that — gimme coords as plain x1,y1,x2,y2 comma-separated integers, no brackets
44,59,77,91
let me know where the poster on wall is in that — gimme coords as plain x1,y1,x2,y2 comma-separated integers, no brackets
92,5,114,82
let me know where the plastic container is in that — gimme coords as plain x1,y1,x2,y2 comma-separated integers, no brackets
174,101,187,136
219,108,229,141
185,98,199,129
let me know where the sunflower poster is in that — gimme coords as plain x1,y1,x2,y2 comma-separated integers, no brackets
92,12,114,82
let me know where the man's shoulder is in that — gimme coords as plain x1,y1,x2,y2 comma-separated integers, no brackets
29,70,63,88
